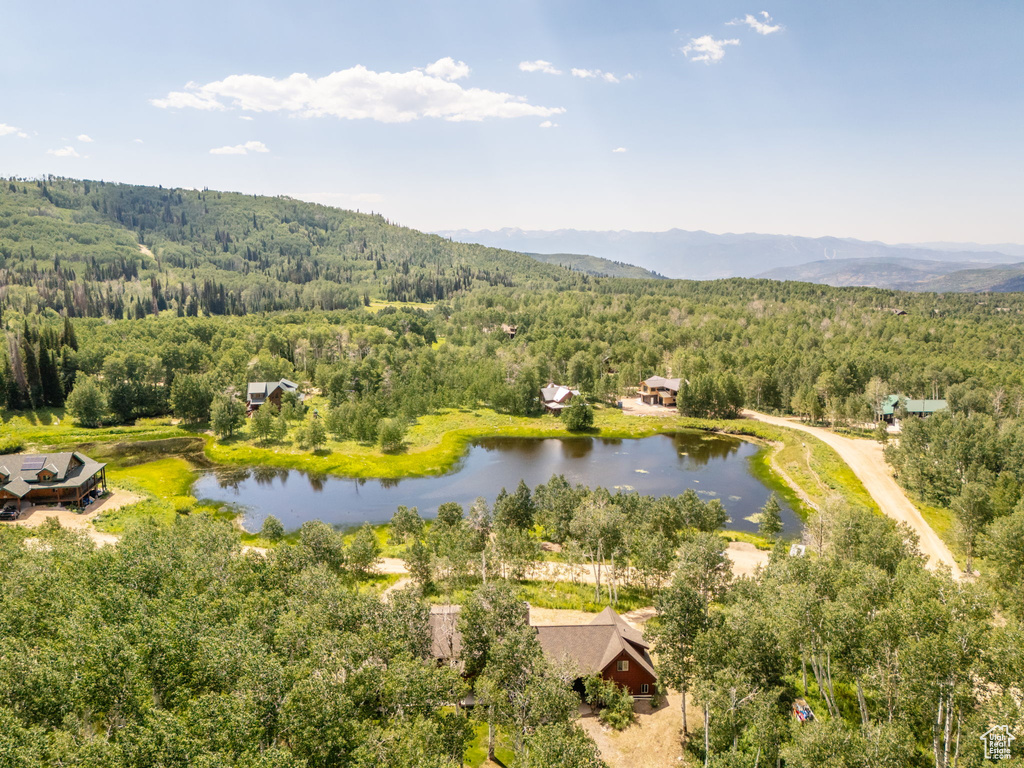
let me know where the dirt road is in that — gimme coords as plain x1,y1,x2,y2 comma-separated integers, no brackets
743,410,962,578
375,541,769,583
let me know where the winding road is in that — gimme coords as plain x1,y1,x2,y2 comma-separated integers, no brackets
743,410,963,579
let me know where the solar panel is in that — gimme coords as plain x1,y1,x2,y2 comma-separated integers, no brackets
21,457,46,470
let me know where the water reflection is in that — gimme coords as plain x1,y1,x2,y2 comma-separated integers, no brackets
193,433,800,537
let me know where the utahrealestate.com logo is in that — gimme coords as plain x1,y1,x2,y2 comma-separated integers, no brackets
980,725,1015,760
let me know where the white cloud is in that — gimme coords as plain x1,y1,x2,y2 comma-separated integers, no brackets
424,57,470,81
133,138,144,144
728,11,782,35
47,146,82,158
153,61,564,123
77,134,94,143
17,132,28,139
682,35,740,63
0,123,19,136
209,140,269,155
519,59,562,75
612,147,627,153
239,115,254,121
571,68,628,83
539,120,558,128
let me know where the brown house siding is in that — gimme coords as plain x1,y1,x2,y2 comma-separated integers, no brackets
601,649,657,696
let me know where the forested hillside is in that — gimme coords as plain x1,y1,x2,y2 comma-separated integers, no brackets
0,177,577,318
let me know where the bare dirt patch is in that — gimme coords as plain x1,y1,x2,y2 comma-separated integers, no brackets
377,542,767,583
619,397,677,417
578,692,695,768
7,489,141,547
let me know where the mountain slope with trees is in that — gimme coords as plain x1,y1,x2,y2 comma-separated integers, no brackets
0,177,579,319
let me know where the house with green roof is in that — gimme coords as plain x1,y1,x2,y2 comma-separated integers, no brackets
881,394,948,424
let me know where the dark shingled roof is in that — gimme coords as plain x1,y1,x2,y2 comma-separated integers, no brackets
425,604,656,684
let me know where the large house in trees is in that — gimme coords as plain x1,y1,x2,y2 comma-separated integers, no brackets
429,605,657,698
0,452,107,512
880,394,948,424
246,379,301,416
540,382,581,414
638,376,682,407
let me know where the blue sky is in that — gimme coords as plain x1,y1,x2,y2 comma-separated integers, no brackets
2,0,1023,243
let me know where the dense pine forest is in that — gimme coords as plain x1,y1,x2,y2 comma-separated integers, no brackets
2,177,1024,767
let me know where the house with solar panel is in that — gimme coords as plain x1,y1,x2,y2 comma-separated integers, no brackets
246,379,302,416
0,452,107,512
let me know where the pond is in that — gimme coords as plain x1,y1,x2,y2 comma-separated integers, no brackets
192,433,802,536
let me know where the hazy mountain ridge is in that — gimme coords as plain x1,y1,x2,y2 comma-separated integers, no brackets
758,257,1024,293
524,252,665,279
756,257,1002,289
437,227,1021,281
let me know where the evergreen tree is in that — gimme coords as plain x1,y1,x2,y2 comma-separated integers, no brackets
38,349,64,407
20,337,43,408
759,493,783,538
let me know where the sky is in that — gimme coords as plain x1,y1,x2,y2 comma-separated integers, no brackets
2,0,1023,244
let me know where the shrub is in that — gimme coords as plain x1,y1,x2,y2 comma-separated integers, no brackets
260,515,285,542
377,418,406,453
582,675,635,730
562,397,594,432
0,435,25,454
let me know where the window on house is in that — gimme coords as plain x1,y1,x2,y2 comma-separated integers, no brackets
617,660,629,672
641,684,649,694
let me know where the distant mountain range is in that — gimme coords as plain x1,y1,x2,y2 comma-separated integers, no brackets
437,227,1024,291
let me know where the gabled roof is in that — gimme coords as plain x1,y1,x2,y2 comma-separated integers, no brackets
247,379,301,402
0,452,104,497
535,607,656,681
540,383,580,405
590,605,649,649
642,376,682,391
881,394,948,416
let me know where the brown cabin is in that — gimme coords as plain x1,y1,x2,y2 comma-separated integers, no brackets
639,376,682,407
429,605,657,698
0,452,107,512
535,606,657,697
246,379,301,416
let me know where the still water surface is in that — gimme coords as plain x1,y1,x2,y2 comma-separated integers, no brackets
192,433,801,535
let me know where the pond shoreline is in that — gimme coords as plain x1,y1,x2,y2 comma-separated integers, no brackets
194,433,804,538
